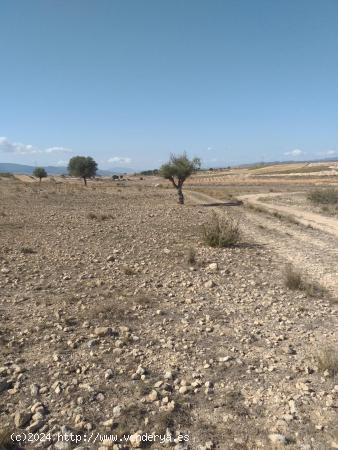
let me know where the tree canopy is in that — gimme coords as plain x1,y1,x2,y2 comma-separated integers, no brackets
160,153,201,204
68,156,97,185
33,167,47,182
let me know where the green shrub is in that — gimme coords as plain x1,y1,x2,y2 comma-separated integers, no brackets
202,212,240,248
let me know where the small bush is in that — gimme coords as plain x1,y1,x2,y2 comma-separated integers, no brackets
20,247,36,254
123,266,135,275
202,212,240,248
316,347,338,377
284,265,326,297
284,265,302,290
87,212,112,221
307,188,338,205
186,247,197,265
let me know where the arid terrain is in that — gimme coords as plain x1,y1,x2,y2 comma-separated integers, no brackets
0,163,337,450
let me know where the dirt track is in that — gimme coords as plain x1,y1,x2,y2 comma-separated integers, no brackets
187,190,338,299
238,192,338,238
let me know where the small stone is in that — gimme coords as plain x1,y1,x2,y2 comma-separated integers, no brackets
87,339,99,348
102,418,117,427
207,263,218,272
26,419,44,433
268,434,288,446
179,386,189,395
204,280,215,289
112,405,122,417
105,369,114,380
164,371,173,380
30,384,40,396
94,327,112,337
147,390,158,402
30,402,44,414
55,442,71,450
14,411,32,428
106,255,115,262
129,431,143,448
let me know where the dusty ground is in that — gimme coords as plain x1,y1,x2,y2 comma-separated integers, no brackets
0,176,337,450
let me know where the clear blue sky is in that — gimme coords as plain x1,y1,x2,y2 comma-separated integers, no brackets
1,0,337,169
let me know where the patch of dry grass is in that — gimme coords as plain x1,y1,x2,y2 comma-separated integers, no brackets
186,247,197,265
308,188,338,205
284,265,302,290
202,212,240,248
87,212,113,221
284,265,326,297
316,347,338,377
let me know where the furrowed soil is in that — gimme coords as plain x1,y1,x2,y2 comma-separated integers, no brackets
0,179,337,450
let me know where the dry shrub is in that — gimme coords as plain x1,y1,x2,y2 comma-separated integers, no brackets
284,264,326,297
87,212,112,221
20,247,36,254
186,247,197,265
308,188,338,205
284,264,302,290
123,266,135,275
202,212,240,247
316,347,338,377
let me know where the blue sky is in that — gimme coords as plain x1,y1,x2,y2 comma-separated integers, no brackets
1,0,337,169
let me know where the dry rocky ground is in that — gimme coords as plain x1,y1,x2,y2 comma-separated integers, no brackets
0,178,337,450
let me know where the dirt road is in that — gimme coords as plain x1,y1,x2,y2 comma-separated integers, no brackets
187,190,338,299
239,192,338,238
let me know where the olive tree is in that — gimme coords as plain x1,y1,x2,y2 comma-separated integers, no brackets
160,153,201,204
33,167,47,183
68,156,97,185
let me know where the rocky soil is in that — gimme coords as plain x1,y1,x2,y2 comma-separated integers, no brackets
0,179,337,450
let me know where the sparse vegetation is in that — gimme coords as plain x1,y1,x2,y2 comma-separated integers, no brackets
307,188,338,205
284,264,302,290
20,247,36,254
202,212,240,247
186,247,197,265
87,212,112,221
123,266,135,275
316,347,338,377
0,172,13,178
139,169,159,176
284,264,326,297
0,171,337,450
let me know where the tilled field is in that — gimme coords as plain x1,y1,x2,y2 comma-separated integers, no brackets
0,180,337,450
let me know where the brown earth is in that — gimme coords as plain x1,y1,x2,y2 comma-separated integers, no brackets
0,176,337,450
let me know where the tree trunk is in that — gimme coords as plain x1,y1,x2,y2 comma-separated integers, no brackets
177,186,184,204
39,178,41,184
83,177,87,186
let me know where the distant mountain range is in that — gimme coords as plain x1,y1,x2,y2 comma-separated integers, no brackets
0,163,134,176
